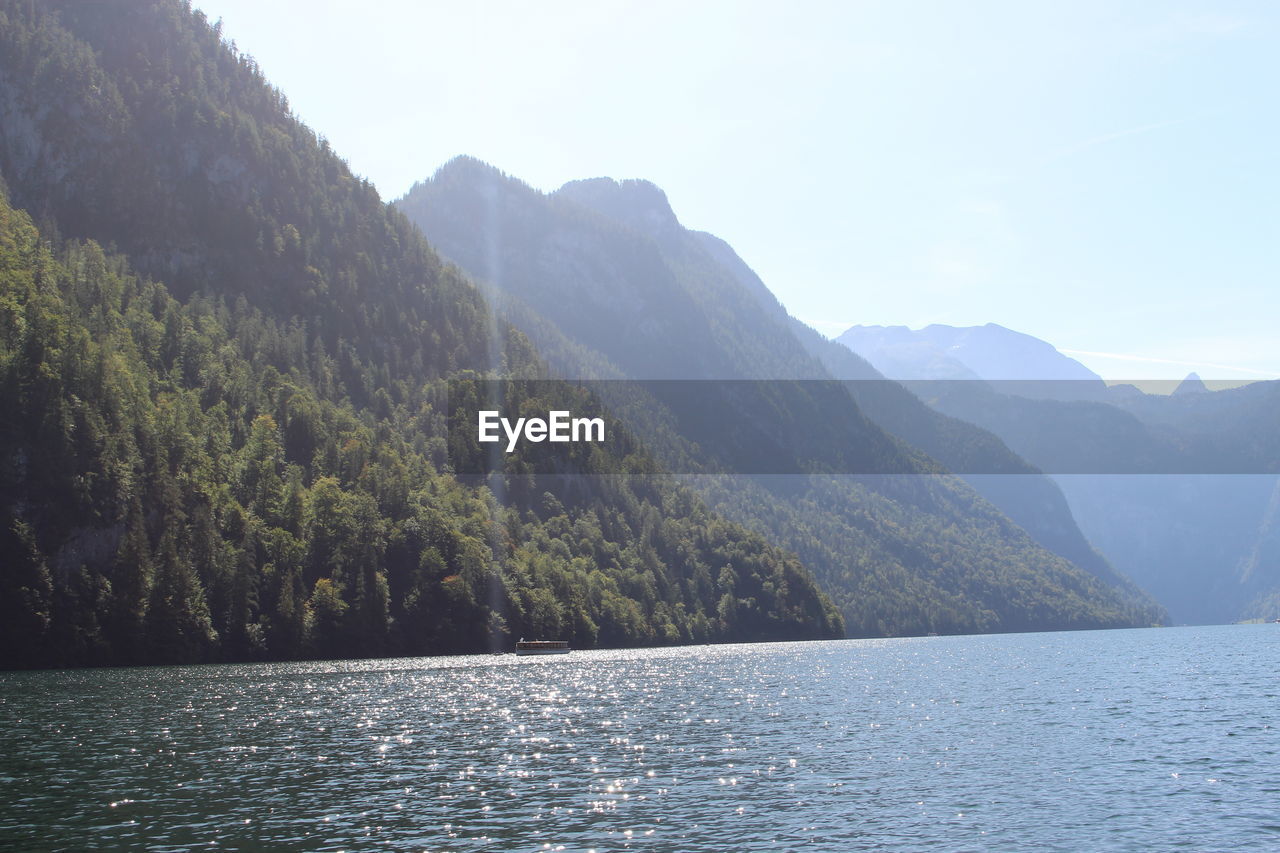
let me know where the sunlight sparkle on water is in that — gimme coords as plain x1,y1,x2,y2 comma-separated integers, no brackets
2,628,1279,850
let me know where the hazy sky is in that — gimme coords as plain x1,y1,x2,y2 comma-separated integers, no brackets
194,1,1278,380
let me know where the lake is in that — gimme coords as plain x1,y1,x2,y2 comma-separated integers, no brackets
2,624,1277,851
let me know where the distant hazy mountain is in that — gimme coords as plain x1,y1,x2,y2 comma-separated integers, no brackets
834,323,1274,618
396,158,1164,635
837,323,1108,400
1065,382,1280,623
1173,372,1209,395
894,367,1280,623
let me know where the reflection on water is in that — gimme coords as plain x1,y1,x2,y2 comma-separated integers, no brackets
2,625,1278,851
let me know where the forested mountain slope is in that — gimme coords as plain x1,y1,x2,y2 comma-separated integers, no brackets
0,0,844,667
397,158,1165,634
789,319,1150,603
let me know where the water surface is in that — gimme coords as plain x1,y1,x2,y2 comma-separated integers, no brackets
2,625,1277,850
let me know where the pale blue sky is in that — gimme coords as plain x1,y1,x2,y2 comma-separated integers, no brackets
195,1,1278,380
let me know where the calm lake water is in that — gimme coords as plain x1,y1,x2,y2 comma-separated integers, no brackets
2,625,1277,851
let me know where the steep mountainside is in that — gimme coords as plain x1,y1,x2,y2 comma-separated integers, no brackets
683,226,1142,596
0,0,844,667
397,158,1165,634
788,320,1147,599
915,376,1280,622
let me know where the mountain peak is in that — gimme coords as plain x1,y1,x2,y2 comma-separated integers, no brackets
434,154,495,176
1173,371,1208,395
420,155,531,195
554,177,680,239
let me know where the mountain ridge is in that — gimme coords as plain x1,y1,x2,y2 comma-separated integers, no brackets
397,158,1166,634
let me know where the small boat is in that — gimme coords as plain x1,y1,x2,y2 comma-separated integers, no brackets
515,639,571,656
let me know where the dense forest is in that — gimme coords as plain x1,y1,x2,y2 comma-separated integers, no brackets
0,0,843,668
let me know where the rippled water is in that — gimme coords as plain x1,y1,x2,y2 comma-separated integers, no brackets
2,625,1278,851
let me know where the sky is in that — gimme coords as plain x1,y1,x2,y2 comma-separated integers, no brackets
194,0,1279,381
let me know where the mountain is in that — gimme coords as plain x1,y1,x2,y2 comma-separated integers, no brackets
837,325,981,380
784,321,1145,598
838,323,1108,400
1055,384,1280,623
1054,473,1280,624
1173,372,1208,396
0,0,844,667
691,235,1140,597
885,364,1280,622
837,321,1280,622
396,157,1165,635
837,323,1103,381
0,1,1168,662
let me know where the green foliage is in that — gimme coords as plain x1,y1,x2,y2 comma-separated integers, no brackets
0,0,488,387
0,187,840,668
0,1,844,667
0,517,53,669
